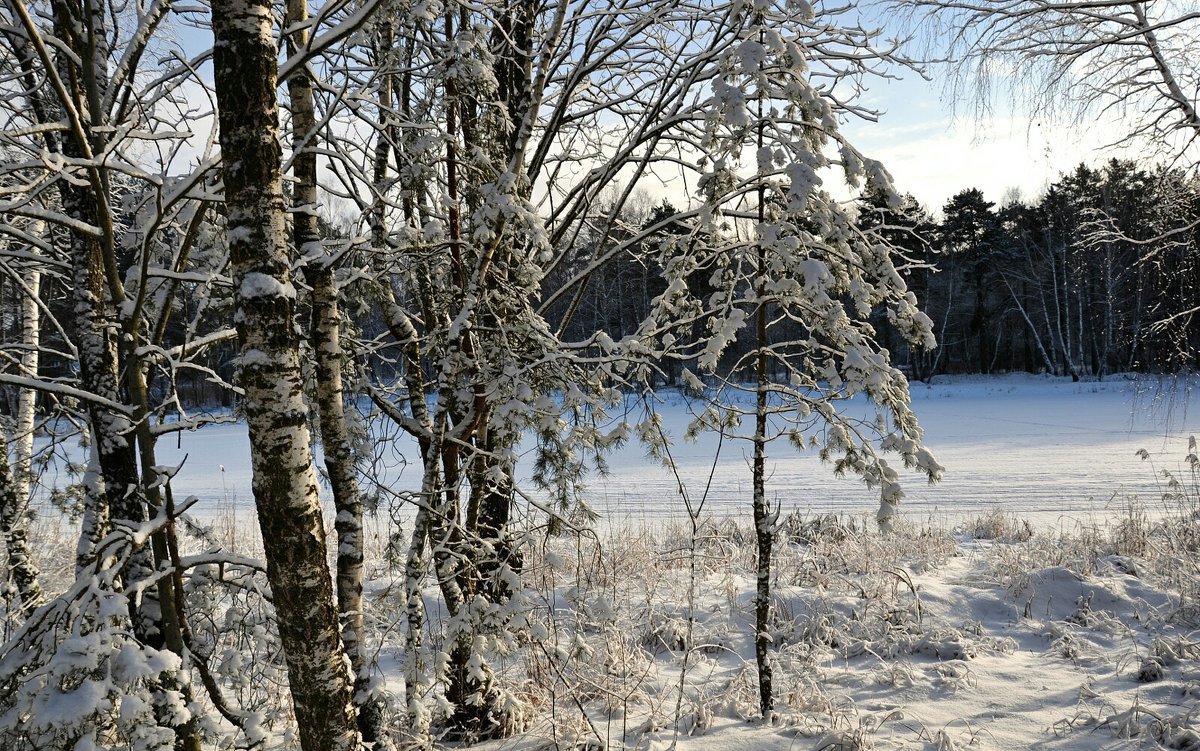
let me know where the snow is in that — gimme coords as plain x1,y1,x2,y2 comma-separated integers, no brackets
239,348,272,368
27,385,1200,751
29,374,1200,749
439,508,1200,751
45,374,1196,528
588,374,1200,529
238,272,297,301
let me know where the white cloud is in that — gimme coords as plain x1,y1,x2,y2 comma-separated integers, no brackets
842,75,1153,213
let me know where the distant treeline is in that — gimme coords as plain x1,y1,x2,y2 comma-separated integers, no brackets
11,160,1191,418
547,159,1200,383
888,160,1200,380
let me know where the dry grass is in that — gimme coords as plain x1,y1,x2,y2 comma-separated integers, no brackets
11,458,1200,750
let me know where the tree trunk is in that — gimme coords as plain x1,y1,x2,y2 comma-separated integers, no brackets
283,0,393,743
309,264,395,747
752,294,773,719
3,264,43,614
61,128,157,643
211,1,360,749
41,2,201,743
752,85,773,717
3,38,52,601
1000,273,1056,374
0,431,39,616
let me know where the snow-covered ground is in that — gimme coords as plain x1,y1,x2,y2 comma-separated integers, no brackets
65,373,1200,528
441,375,1200,751
591,373,1200,529
468,514,1200,751
23,374,1200,750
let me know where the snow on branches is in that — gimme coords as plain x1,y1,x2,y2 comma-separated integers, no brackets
641,1,942,531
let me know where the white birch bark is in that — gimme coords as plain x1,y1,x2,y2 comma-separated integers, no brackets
2,263,43,613
282,0,392,740
13,265,38,507
211,0,361,748
1000,272,1057,374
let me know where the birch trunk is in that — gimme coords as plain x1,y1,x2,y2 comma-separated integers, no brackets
34,0,152,617
3,264,43,613
1001,273,1057,374
367,28,437,734
43,3,203,745
310,267,395,746
211,1,360,749
62,148,156,638
282,0,392,743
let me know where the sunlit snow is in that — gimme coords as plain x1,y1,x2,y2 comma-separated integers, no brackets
46,374,1195,530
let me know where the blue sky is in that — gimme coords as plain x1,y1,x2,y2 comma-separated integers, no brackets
165,6,1142,219
840,68,1141,215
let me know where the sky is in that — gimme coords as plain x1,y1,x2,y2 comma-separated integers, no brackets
620,66,1142,220
163,7,1152,222
827,1,1170,217
839,71,1142,216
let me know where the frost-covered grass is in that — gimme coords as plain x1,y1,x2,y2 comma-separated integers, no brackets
456,504,1200,751
17,497,1200,750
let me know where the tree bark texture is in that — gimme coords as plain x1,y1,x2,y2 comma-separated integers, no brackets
2,265,43,614
49,0,156,631
283,0,391,740
308,267,394,745
753,77,774,718
211,2,361,749
752,262,774,720
0,431,39,616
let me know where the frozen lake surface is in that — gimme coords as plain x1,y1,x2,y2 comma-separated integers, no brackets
42,374,1200,529
591,374,1200,529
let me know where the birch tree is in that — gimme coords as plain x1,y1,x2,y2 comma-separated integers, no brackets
0,0,951,743
210,0,361,748
0,230,43,616
0,0,234,746
280,0,394,743
333,0,945,730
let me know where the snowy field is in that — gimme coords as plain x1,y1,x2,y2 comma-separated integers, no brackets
24,373,1200,750
589,373,1200,530
67,373,1200,529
